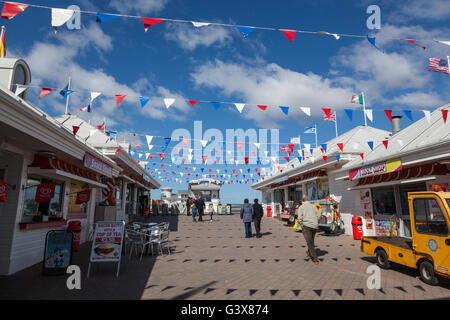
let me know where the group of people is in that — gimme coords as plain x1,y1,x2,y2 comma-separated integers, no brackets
240,195,322,264
186,195,214,222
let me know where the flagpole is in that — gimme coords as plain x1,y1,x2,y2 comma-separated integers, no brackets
314,124,318,148
64,76,71,115
362,92,367,126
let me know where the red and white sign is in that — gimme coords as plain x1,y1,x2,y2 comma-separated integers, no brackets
83,153,113,177
35,182,56,203
75,189,91,204
89,222,124,262
0,179,7,202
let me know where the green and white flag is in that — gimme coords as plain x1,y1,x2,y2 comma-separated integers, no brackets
351,94,364,105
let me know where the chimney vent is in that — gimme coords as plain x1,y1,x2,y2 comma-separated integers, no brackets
391,115,402,135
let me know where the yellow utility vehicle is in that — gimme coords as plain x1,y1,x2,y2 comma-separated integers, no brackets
361,191,450,285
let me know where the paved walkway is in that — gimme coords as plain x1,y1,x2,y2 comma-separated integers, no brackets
1,214,449,300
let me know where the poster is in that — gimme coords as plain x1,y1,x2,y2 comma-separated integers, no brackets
375,220,397,236
43,230,73,275
68,180,89,214
89,221,124,262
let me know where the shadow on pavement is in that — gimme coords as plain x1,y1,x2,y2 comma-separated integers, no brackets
167,280,218,300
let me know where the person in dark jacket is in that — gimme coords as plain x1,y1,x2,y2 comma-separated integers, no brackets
240,199,254,238
252,199,264,238
195,196,205,222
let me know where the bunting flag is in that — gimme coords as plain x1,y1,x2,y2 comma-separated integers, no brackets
323,156,327,162
51,8,74,31
235,26,254,38
202,155,207,164
244,157,249,165
367,36,382,52
236,142,243,151
96,12,120,23
384,110,393,122
297,157,302,163
234,103,245,113
320,144,327,153
163,98,175,108
38,87,52,99
281,29,296,41
336,155,340,162
72,126,80,135
145,135,153,149
191,21,210,27
188,100,198,106
337,143,344,152
254,142,260,149
400,39,426,50
15,84,27,96
364,109,373,123
284,156,289,162
59,83,73,98
135,143,141,150
403,110,413,121
257,105,267,111
382,140,389,149
115,94,126,106
423,110,431,123
142,17,163,32
1,2,28,20
344,109,353,121
360,153,364,160
211,102,221,110
164,137,171,149
97,122,105,130
200,140,207,147
159,153,165,160
322,108,332,119
300,107,311,116
139,96,150,107
90,91,101,102
182,138,189,147
279,106,289,115
442,109,448,123
288,144,294,153
367,141,374,150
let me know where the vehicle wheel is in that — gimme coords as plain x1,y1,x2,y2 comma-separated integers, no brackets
418,261,439,286
375,249,391,269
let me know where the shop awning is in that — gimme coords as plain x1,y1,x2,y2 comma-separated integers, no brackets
353,163,449,187
267,169,327,189
28,154,105,188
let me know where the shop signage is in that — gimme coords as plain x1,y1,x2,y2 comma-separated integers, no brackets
35,182,56,203
83,153,113,177
87,221,125,278
0,179,7,202
75,189,91,204
42,230,73,275
274,174,289,184
349,158,402,181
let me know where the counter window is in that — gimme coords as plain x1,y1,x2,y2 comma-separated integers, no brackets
371,187,397,216
23,178,63,218
413,198,449,236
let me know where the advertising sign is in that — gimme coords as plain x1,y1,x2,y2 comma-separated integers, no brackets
88,221,125,277
0,179,7,202
35,182,56,203
349,158,402,181
43,230,73,275
83,153,113,177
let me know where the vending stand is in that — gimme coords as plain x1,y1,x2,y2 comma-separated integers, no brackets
87,221,125,278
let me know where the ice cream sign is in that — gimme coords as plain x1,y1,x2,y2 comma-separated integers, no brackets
84,153,112,177
349,158,402,181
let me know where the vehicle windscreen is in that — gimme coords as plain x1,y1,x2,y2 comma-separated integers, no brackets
447,199,450,208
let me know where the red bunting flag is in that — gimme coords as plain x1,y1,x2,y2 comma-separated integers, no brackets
442,110,448,123
202,155,207,163
72,126,80,135
323,156,327,162
360,153,364,160
209,169,212,173
38,87,52,99
288,144,294,152
255,168,258,172
182,159,186,164
232,169,235,173
159,153,164,160
97,123,105,130
236,142,243,151
257,105,267,111
188,100,198,106
400,39,426,50
115,148,121,154
135,143,140,150
258,172,261,176
1,2,28,20
322,108,332,119
161,163,164,167
244,157,249,165
116,94,126,106
284,156,289,161
185,167,188,170
337,143,344,152
280,29,296,41
182,138,189,147
142,17,163,32
175,147,180,154
382,140,389,149
252,151,256,156
384,110,393,122
150,155,153,159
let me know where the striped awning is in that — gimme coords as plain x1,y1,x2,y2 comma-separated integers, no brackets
29,154,98,181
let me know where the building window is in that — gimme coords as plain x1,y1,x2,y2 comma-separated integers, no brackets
413,198,449,236
306,181,317,201
371,187,397,216
295,186,303,201
23,178,63,218
115,179,123,208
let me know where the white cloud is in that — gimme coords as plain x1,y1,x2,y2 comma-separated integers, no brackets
388,0,450,22
164,23,234,51
109,0,169,14
391,92,444,107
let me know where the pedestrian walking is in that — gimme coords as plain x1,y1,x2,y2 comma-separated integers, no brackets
207,203,215,222
252,199,263,238
298,195,322,264
186,197,191,216
240,199,254,238
191,203,198,222
196,196,205,222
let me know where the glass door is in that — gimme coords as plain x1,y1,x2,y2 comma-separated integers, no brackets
399,183,426,237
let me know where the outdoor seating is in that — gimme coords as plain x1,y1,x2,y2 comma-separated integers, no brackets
126,230,153,261
151,229,171,255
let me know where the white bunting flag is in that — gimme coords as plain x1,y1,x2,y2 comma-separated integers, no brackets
187,154,193,163
297,150,302,156
145,152,150,159
423,110,431,123
304,143,311,150
364,109,373,123
138,153,143,159
191,21,211,27
146,135,153,148
130,151,135,156
164,98,176,108
226,150,231,155
235,160,239,165
90,91,101,102
254,142,261,149
234,103,245,113
193,167,196,171
15,85,28,96
300,107,311,116
51,8,74,29
264,150,268,156
188,148,193,154
200,140,208,147
437,41,450,46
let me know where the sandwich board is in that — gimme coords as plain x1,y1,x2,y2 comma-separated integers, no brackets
87,221,125,278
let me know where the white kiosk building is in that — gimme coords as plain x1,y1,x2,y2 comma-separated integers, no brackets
188,179,222,208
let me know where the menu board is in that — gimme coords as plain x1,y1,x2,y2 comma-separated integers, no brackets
43,230,73,275
89,221,124,262
359,189,373,230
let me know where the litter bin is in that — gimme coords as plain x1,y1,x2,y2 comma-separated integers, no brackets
266,205,272,217
226,204,231,215
352,216,363,240
67,220,82,251
217,204,223,215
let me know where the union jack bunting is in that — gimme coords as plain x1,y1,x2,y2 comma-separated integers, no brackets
324,111,336,122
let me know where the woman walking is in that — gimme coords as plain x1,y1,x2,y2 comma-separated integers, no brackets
240,199,254,238
207,203,215,222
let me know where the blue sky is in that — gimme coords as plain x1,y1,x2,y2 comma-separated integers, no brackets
5,0,450,202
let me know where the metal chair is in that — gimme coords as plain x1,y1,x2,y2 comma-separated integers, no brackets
126,230,152,260
151,229,171,255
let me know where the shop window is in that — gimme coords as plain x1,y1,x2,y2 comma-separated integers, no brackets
23,178,63,219
317,179,329,199
295,186,303,201
0,168,5,180
274,190,282,203
413,198,449,236
399,183,426,216
371,187,397,216
306,181,317,201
